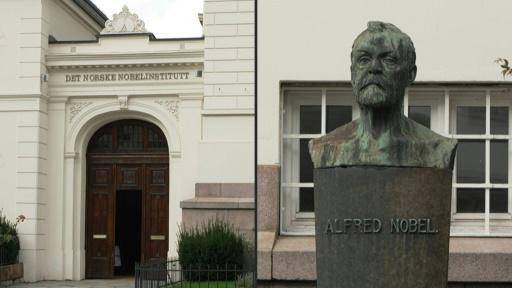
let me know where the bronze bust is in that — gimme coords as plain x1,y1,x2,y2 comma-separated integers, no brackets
309,21,457,169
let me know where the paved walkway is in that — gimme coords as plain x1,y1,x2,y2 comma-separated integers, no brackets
5,278,134,288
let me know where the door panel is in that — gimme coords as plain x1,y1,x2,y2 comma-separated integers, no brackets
86,165,115,278
143,165,169,262
117,165,142,190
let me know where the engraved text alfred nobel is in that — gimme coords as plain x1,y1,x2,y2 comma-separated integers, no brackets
324,218,439,234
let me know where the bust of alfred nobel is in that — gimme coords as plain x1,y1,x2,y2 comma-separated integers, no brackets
309,21,457,169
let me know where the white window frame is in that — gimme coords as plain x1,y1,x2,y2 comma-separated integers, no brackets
450,89,512,236
280,84,512,237
281,87,357,234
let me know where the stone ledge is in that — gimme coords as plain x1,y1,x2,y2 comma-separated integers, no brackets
449,237,512,282
180,197,254,209
196,183,254,198
260,236,512,282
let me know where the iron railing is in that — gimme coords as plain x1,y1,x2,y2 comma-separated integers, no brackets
135,259,254,288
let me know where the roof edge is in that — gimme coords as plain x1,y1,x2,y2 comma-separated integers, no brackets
49,33,205,44
73,0,108,28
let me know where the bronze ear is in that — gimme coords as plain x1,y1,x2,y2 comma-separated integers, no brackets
409,65,417,84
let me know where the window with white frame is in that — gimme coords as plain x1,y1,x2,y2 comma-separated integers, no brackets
281,84,512,236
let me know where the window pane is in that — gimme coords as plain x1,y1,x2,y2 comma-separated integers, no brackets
284,90,322,135
491,188,508,213
408,106,431,128
457,188,485,213
457,140,485,183
299,187,314,212
491,140,508,184
457,106,485,134
299,139,315,212
118,124,143,150
282,138,298,184
147,128,167,150
300,106,321,134
326,105,352,133
300,139,314,183
491,107,509,135
89,130,113,151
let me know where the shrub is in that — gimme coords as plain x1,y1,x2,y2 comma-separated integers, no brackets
177,219,247,280
0,211,25,265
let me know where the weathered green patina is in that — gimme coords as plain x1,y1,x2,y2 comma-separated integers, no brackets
309,21,457,169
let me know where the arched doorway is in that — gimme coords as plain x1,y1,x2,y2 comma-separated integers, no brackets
85,119,169,278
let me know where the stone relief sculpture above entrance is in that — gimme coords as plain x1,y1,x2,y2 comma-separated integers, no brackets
101,5,147,34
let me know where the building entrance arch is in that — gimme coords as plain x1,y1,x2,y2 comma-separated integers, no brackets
85,119,169,278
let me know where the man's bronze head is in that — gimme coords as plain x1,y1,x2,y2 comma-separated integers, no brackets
350,21,417,109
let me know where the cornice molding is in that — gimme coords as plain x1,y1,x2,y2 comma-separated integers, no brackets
46,51,204,69
47,62,203,71
201,109,255,116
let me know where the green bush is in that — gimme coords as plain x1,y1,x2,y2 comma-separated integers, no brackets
177,219,247,280
0,211,24,265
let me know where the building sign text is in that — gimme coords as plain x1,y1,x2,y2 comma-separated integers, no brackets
65,72,190,83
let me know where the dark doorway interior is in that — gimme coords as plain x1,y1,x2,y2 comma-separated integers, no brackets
115,189,142,276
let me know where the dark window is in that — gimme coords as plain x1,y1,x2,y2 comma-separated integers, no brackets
457,140,485,183
457,106,486,134
299,139,314,212
457,188,485,213
491,189,508,213
491,140,508,184
299,187,314,213
89,130,113,151
326,105,352,133
491,107,509,135
118,124,143,150
300,106,321,134
299,105,322,212
408,106,431,128
148,128,167,150
87,120,167,154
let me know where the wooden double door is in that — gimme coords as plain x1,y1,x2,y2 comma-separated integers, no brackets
85,161,169,278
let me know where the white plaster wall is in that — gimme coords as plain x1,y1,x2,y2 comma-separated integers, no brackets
45,99,66,280
0,0,50,282
43,0,98,41
200,0,255,183
0,113,18,219
258,0,512,164
0,98,48,282
0,0,43,95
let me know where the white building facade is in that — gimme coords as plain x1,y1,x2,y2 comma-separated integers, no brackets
258,0,512,283
0,0,254,281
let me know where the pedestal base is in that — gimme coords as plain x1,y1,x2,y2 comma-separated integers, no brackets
314,166,452,288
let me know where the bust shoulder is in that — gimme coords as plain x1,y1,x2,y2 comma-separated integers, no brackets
309,118,457,169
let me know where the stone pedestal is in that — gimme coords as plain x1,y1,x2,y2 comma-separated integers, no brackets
314,166,452,288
